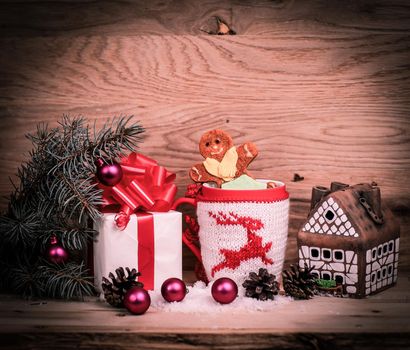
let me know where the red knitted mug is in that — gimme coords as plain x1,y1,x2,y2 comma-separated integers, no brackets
173,180,289,284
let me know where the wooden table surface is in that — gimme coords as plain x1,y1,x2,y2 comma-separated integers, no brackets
1,273,409,349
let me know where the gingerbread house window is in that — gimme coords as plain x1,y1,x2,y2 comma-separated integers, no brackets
334,250,344,261
324,209,335,223
371,272,376,283
334,274,344,285
322,271,331,280
310,247,320,259
378,246,383,258
322,248,331,260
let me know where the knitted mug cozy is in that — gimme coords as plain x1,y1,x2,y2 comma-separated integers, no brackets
173,180,290,284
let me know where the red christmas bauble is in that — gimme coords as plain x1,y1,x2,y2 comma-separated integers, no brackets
161,278,187,302
96,160,123,187
124,287,151,315
46,241,69,264
211,277,238,304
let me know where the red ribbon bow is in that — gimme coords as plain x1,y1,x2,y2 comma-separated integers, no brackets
99,153,177,229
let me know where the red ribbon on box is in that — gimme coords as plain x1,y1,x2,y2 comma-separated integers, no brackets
136,212,155,290
99,152,177,230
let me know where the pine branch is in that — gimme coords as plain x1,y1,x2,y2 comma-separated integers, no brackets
49,115,144,175
15,124,57,200
36,262,94,299
51,172,103,222
0,197,41,248
0,115,145,299
92,115,145,163
45,115,144,221
47,116,91,175
39,226,96,251
0,260,44,297
1,260,95,299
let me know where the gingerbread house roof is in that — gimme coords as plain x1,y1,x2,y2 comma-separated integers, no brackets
301,183,399,247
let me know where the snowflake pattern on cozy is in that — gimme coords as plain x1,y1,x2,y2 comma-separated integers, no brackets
196,200,289,284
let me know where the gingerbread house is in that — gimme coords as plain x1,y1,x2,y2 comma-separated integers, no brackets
297,182,400,298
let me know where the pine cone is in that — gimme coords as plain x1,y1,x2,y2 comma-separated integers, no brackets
282,264,316,300
101,267,143,307
242,268,279,301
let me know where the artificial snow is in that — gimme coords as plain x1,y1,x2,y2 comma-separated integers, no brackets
149,281,292,314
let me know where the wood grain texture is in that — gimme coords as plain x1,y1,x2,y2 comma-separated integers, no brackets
0,0,409,272
1,333,409,350
0,276,409,349
0,0,409,36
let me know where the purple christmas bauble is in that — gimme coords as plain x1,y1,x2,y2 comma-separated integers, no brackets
161,278,187,302
46,243,69,264
124,287,151,315
211,277,238,304
96,160,123,187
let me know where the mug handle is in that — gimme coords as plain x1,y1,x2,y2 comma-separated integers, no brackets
172,197,202,263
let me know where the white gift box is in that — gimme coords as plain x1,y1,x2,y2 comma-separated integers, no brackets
93,210,182,291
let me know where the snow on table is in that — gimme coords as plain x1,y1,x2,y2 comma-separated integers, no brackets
150,281,292,313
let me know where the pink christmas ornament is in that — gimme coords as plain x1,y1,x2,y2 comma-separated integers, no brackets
96,159,123,187
124,287,151,315
161,278,187,302
46,236,69,264
211,277,238,304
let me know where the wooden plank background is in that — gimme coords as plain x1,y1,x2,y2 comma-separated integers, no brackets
0,0,409,272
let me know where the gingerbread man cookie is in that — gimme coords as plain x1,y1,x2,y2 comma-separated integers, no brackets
189,129,258,187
